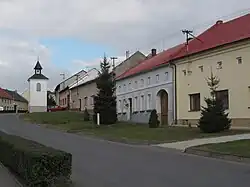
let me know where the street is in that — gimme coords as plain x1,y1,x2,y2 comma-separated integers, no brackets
0,114,250,187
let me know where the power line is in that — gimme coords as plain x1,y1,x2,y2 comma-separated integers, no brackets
126,8,250,54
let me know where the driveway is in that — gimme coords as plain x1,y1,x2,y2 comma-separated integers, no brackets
0,114,250,187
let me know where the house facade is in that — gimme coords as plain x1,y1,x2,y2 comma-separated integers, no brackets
174,13,250,127
0,88,28,111
55,70,87,106
0,88,13,110
116,47,183,125
4,89,28,111
69,68,99,111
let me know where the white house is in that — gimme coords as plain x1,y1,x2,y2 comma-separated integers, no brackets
28,61,49,113
116,46,183,125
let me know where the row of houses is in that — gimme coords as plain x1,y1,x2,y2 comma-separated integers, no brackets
54,51,146,113
0,88,28,111
55,13,250,128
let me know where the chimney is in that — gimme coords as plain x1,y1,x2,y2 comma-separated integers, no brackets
125,51,130,59
151,48,157,57
216,20,223,25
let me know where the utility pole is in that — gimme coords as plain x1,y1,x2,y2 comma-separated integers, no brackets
110,57,118,70
182,29,203,52
60,73,65,89
75,74,80,111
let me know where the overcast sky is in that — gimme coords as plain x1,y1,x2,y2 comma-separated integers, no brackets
0,0,250,93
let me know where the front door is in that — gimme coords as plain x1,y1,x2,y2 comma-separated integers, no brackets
160,91,168,125
79,99,82,111
129,98,132,119
67,94,70,109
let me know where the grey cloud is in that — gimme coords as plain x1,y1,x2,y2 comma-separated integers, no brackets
0,0,250,91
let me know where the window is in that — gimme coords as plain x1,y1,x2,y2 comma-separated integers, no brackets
189,93,200,111
118,86,121,92
118,100,122,113
36,83,41,92
123,84,126,92
156,74,159,83
237,57,242,64
140,95,145,111
134,81,138,89
128,83,132,90
140,79,144,87
215,90,229,109
217,61,222,69
84,97,88,106
165,72,169,81
90,95,95,105
147,77,151,85
183,70,187,76
134,97,138,112
147,94,152,110
199,65,204,72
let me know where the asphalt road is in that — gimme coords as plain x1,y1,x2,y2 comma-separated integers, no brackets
1,114,250,187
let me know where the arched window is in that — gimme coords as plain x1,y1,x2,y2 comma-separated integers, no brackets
36,83,41,92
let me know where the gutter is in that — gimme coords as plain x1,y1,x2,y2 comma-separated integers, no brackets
169,61,177,124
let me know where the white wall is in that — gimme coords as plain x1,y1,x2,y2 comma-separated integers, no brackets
116,66,174,124
29,79,48,107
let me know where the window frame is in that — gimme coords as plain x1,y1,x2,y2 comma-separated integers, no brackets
215,90,229,110
189,93,201,112
36,83,41,92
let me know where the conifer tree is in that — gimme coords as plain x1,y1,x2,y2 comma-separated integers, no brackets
93,56,117,125
198,71,231,133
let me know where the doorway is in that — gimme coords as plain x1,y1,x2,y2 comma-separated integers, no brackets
158,90,168,125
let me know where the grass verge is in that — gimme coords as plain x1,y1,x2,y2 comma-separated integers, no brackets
21,111,250,144
190,140,250,158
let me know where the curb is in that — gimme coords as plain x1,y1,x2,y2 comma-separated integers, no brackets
0,163,23,187
185,148,250,164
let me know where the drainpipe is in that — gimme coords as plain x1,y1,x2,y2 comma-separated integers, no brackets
169,61,177,125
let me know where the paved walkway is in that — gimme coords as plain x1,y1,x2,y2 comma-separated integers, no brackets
0,163,21,187
156,134,250,151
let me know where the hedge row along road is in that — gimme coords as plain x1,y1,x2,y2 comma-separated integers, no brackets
1,114,250,187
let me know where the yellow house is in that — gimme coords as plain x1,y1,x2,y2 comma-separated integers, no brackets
174,13,250,128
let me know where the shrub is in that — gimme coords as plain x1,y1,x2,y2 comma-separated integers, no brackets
148,109,160,128
83,108,90,121
0,132,72,186
198,98,231,133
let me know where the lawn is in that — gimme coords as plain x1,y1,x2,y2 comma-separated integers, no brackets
191,140,250,157
21,111,250,144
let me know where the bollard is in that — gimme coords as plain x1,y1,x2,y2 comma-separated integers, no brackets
97,113,100,126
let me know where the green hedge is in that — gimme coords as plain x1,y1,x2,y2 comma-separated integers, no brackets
0,131,72,186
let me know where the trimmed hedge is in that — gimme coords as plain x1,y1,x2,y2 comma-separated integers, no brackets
0,131,72,186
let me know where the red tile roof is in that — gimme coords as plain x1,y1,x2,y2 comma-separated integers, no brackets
117,13,250,80
117,44,185,79
173,13,250,60
0,88,12,99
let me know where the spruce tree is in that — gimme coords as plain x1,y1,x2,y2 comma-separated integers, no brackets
93,56,117,125
148,109,160,128
198,71,231,133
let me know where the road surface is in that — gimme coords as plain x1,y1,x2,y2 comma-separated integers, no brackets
0,114,250,187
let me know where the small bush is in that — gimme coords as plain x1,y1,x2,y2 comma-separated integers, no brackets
198,98,231,133
83,108,90,121
0,131,72,186
148,109,160,128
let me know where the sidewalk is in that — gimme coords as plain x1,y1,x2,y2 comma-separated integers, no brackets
156,133,250,151
0,163,22,187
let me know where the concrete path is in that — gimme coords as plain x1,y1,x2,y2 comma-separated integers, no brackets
157,134,250,151
1,114,250,187
0,163,21,187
